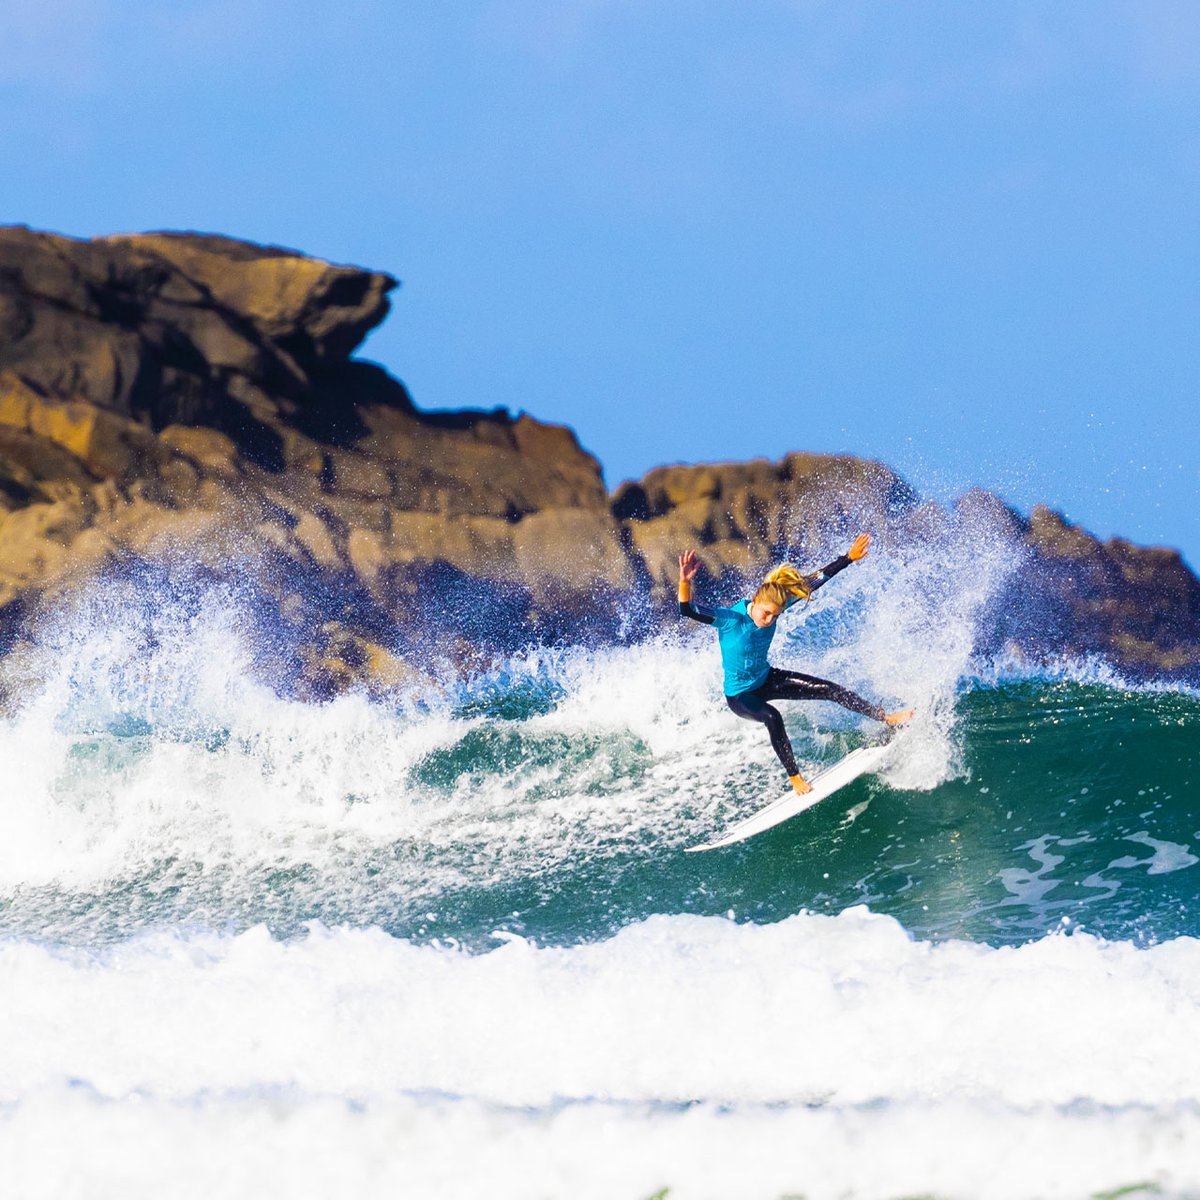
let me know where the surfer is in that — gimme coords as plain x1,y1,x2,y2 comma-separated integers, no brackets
678,535,913,796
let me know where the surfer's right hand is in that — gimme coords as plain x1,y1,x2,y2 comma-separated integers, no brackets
789,774,812,796
678,549,700,582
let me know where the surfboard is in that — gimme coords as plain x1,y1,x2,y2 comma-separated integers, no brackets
685,738,897,853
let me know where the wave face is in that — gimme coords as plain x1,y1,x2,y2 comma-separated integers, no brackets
2,556,1200,1197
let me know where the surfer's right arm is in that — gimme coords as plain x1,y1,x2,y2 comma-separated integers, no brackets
677,549,715,625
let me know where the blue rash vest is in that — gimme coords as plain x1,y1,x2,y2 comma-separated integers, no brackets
708,599,791,695
679,555,853,696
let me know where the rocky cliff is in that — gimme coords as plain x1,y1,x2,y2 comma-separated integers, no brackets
1,225,1197,692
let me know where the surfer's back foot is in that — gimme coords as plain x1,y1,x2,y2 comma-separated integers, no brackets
884,708,914,726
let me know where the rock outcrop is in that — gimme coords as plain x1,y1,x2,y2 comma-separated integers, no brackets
1017,505,1200,674
0,226,631,684
1,225,1197,691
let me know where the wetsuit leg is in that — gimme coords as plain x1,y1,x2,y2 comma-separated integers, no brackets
725,690,799,776
758,667,887,722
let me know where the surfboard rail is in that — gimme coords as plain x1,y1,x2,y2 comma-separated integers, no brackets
685,739,897,853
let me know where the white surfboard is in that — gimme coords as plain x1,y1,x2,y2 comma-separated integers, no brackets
686,739,897,853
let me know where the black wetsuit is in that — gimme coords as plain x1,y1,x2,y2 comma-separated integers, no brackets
680,556,887,777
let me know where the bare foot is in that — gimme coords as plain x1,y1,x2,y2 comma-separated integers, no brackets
789,774,812,796
884,708,914,726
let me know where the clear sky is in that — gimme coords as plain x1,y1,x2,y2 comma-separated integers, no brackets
3,1,1198,564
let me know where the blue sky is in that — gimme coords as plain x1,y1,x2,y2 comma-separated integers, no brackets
3,1,1198,564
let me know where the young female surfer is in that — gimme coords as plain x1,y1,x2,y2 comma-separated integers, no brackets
678,534,912,796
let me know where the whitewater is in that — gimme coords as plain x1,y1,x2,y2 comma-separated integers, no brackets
1,529,1198,1199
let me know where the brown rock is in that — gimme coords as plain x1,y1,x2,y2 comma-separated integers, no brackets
613,452,918,591
0,226,395,435
296,621,434,700
158,426,242,478
323,450,393,500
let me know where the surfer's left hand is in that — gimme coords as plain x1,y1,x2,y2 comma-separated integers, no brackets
847,532,871,561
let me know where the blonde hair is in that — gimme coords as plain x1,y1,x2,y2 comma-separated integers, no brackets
753,564,813,608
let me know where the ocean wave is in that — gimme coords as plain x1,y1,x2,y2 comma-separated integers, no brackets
0,552,1197,949
3,911,1200,1198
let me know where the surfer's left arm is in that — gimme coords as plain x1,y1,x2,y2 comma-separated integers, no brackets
800,532,871,598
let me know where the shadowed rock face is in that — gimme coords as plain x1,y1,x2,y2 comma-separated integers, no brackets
0,225,1197,692
0,228,396,458
1015,506,1200,674
611,456,921,593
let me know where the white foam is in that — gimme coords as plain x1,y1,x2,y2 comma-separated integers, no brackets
6,910,1200,1107
0,612,702,891
1121,832,1200,877
5,1087,1200,1200
3,910,1200,1198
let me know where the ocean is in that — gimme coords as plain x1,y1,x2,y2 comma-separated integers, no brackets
1,539,1198,1199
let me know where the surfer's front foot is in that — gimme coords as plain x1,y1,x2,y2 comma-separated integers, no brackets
884,708,914,726
789,773,812,796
